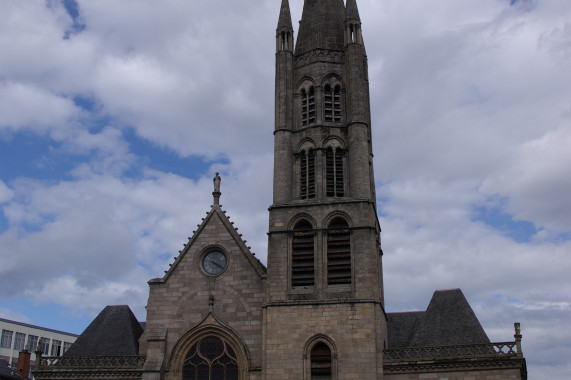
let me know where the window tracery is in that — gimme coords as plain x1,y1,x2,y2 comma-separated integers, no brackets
182,336,238,380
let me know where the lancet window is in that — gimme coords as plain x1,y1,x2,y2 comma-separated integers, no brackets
324,84,341,123
327,218,351,285
291,220,315,287
300,149,316,199
301,87,316,127
325,147,344,197
311,342,332,380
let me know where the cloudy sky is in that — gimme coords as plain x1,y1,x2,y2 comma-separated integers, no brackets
0,0,569,378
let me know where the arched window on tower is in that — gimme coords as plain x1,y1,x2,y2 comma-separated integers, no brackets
301,87,316,127
300,149,316,199
311,342,332,380
182,336,238,380
327,217,351,285
325,147,344,197
324,84,341,123
291,220,315,287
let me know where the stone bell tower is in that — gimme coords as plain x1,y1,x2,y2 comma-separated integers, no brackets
264,0,387,378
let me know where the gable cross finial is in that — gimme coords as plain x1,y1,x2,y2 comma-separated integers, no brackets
213,172,221,205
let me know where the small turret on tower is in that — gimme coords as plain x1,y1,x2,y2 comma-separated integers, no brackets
345,0,364,46
277,0,294,52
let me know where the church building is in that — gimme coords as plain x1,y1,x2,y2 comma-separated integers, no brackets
34,1,527,379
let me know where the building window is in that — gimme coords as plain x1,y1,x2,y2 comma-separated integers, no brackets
325,147,344,197
301,87,316,127
311,342,332,380
51,340,62,356
1,330,13,348
26,335,38,352
324,84,341,123
292,220,315,287
14,332,25,351
40,338,50,355
300,149,316,199
182,336,238,380
327,218,351,285
63,342,72,354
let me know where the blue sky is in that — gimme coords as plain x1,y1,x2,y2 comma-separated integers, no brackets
1,0,570,378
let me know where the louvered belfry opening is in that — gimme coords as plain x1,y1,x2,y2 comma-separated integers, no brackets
291,220,315,286
326,147,344,197
301,87,316,127
310,342,332,380
327,218,351,285
324,84,342,123
300,149,316,199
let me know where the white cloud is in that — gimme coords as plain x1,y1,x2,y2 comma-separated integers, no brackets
0,181,14,204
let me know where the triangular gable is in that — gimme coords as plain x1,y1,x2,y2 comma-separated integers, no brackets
150,204,266,285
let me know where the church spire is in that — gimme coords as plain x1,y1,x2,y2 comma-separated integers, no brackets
277,0,293,31
345,0,361,23
276,0,293,52
295,0,345,55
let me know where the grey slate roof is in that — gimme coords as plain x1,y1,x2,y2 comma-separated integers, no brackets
387,289,490,348
64,305,143,356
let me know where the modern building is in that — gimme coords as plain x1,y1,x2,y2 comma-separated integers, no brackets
34,1,527,379
0,318,77,379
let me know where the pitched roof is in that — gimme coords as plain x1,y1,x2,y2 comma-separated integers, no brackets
152,203,266,284
64,305,143,356
387,289,490,348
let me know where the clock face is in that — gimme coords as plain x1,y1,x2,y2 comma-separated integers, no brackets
202,250,227,275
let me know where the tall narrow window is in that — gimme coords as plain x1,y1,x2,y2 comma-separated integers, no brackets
326,148,344,197
301,87,316,127
292,220,315,286
324,85,342,123
300,149,315,199
311,342,332,380
333,85,341,123
324,85,333,122
327,218,351,285
182,336,238,380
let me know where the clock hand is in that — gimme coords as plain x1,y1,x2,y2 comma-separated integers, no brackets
212,259,224,269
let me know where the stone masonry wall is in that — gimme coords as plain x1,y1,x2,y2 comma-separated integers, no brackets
264,302,386,380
